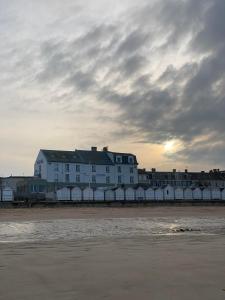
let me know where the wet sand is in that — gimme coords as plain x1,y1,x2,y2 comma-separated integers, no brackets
0,207,225,300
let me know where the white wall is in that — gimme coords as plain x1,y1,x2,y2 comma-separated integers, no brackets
136,187,145,200
94,189,105,201
145,188,155,200
125,187,135,201
83,187,94,201
72,187,82,201
175,188,184,200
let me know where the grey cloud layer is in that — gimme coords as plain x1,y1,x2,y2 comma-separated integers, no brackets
1,0,225,166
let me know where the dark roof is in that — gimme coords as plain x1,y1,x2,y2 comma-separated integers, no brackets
75,150,114,165
41,149,114,165
41,150,81,163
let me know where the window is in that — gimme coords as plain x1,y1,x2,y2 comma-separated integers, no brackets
106,166,110,173
92,165,96,172
130,167,133,174
54,163,59,172
130,176,134,184
118,166,121,173
116,156,122,163
76,165,80,172
54,173,59,182
92,175,96,183
76,175,80,183
65,174,70,183
106,176,110,184
128,156,134,164
118,176,122,184
65,164,70,172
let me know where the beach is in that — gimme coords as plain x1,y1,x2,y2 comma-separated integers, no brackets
0,207,225,300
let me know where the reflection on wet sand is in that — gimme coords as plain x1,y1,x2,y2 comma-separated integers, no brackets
0,208,225,300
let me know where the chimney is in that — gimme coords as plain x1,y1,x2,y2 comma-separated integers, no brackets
103,146,108,152
91,146,97,151
173,169,176,173
185,169,188,173
152,168,156,172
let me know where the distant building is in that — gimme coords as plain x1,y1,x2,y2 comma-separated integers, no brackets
34,147,138,186
138,168,225,188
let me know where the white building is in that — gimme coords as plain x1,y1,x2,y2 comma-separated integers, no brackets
34,147,138,186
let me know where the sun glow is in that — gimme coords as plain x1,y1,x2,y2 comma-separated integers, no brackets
163,140,175,153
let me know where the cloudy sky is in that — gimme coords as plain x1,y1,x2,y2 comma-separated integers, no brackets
1,0,225,176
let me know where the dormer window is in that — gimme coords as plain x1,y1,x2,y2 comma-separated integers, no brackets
116,156,122,163
128,156,134,164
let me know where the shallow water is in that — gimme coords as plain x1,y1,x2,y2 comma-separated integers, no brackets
0,216,225,243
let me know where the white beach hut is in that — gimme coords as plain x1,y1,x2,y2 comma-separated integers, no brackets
155,188,164,201
221,189,225,200
184,188,193,200
211,188,221,200
145,187,155,201
135,187,145,201
125,187,135,201
202,188,211,200
193,188,202,200
105,189,114,201
72,187,82,201
94,188,105,201
115,187,124,201
175,187,184,200
83,187,94,201
56,187,70,201
2,187,14,201
163,185,175,200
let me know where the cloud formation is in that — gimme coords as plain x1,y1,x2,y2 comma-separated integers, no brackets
1,0,225,174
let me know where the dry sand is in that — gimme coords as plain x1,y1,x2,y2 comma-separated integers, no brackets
1,206,225,221
0,207,225,300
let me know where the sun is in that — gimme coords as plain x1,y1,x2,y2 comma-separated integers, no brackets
163,140,175,153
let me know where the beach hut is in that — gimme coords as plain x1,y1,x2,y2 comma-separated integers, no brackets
193,188,202,200
115,187,124,201
175,187,184,200
94,188,105,201
56,187,70,201
135,187,145,201
83,187,94,201
163,185,175,200
2,187,14,201
145,187,155,201
155,188,164,201
221,189,225,200
184,188,193,200
202,188,211,200
125,187,135,201
211,188,221,200
105,189,114,201
71,187,82,201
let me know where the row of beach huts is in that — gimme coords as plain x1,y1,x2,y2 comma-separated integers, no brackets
55,185,225,202
2,185,225,203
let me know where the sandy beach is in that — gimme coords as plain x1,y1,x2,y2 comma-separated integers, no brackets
1,206,225,221
0,207,225,300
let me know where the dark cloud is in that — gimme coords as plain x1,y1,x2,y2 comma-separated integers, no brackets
35,0,225,165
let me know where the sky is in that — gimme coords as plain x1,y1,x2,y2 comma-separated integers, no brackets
0,0,225,176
